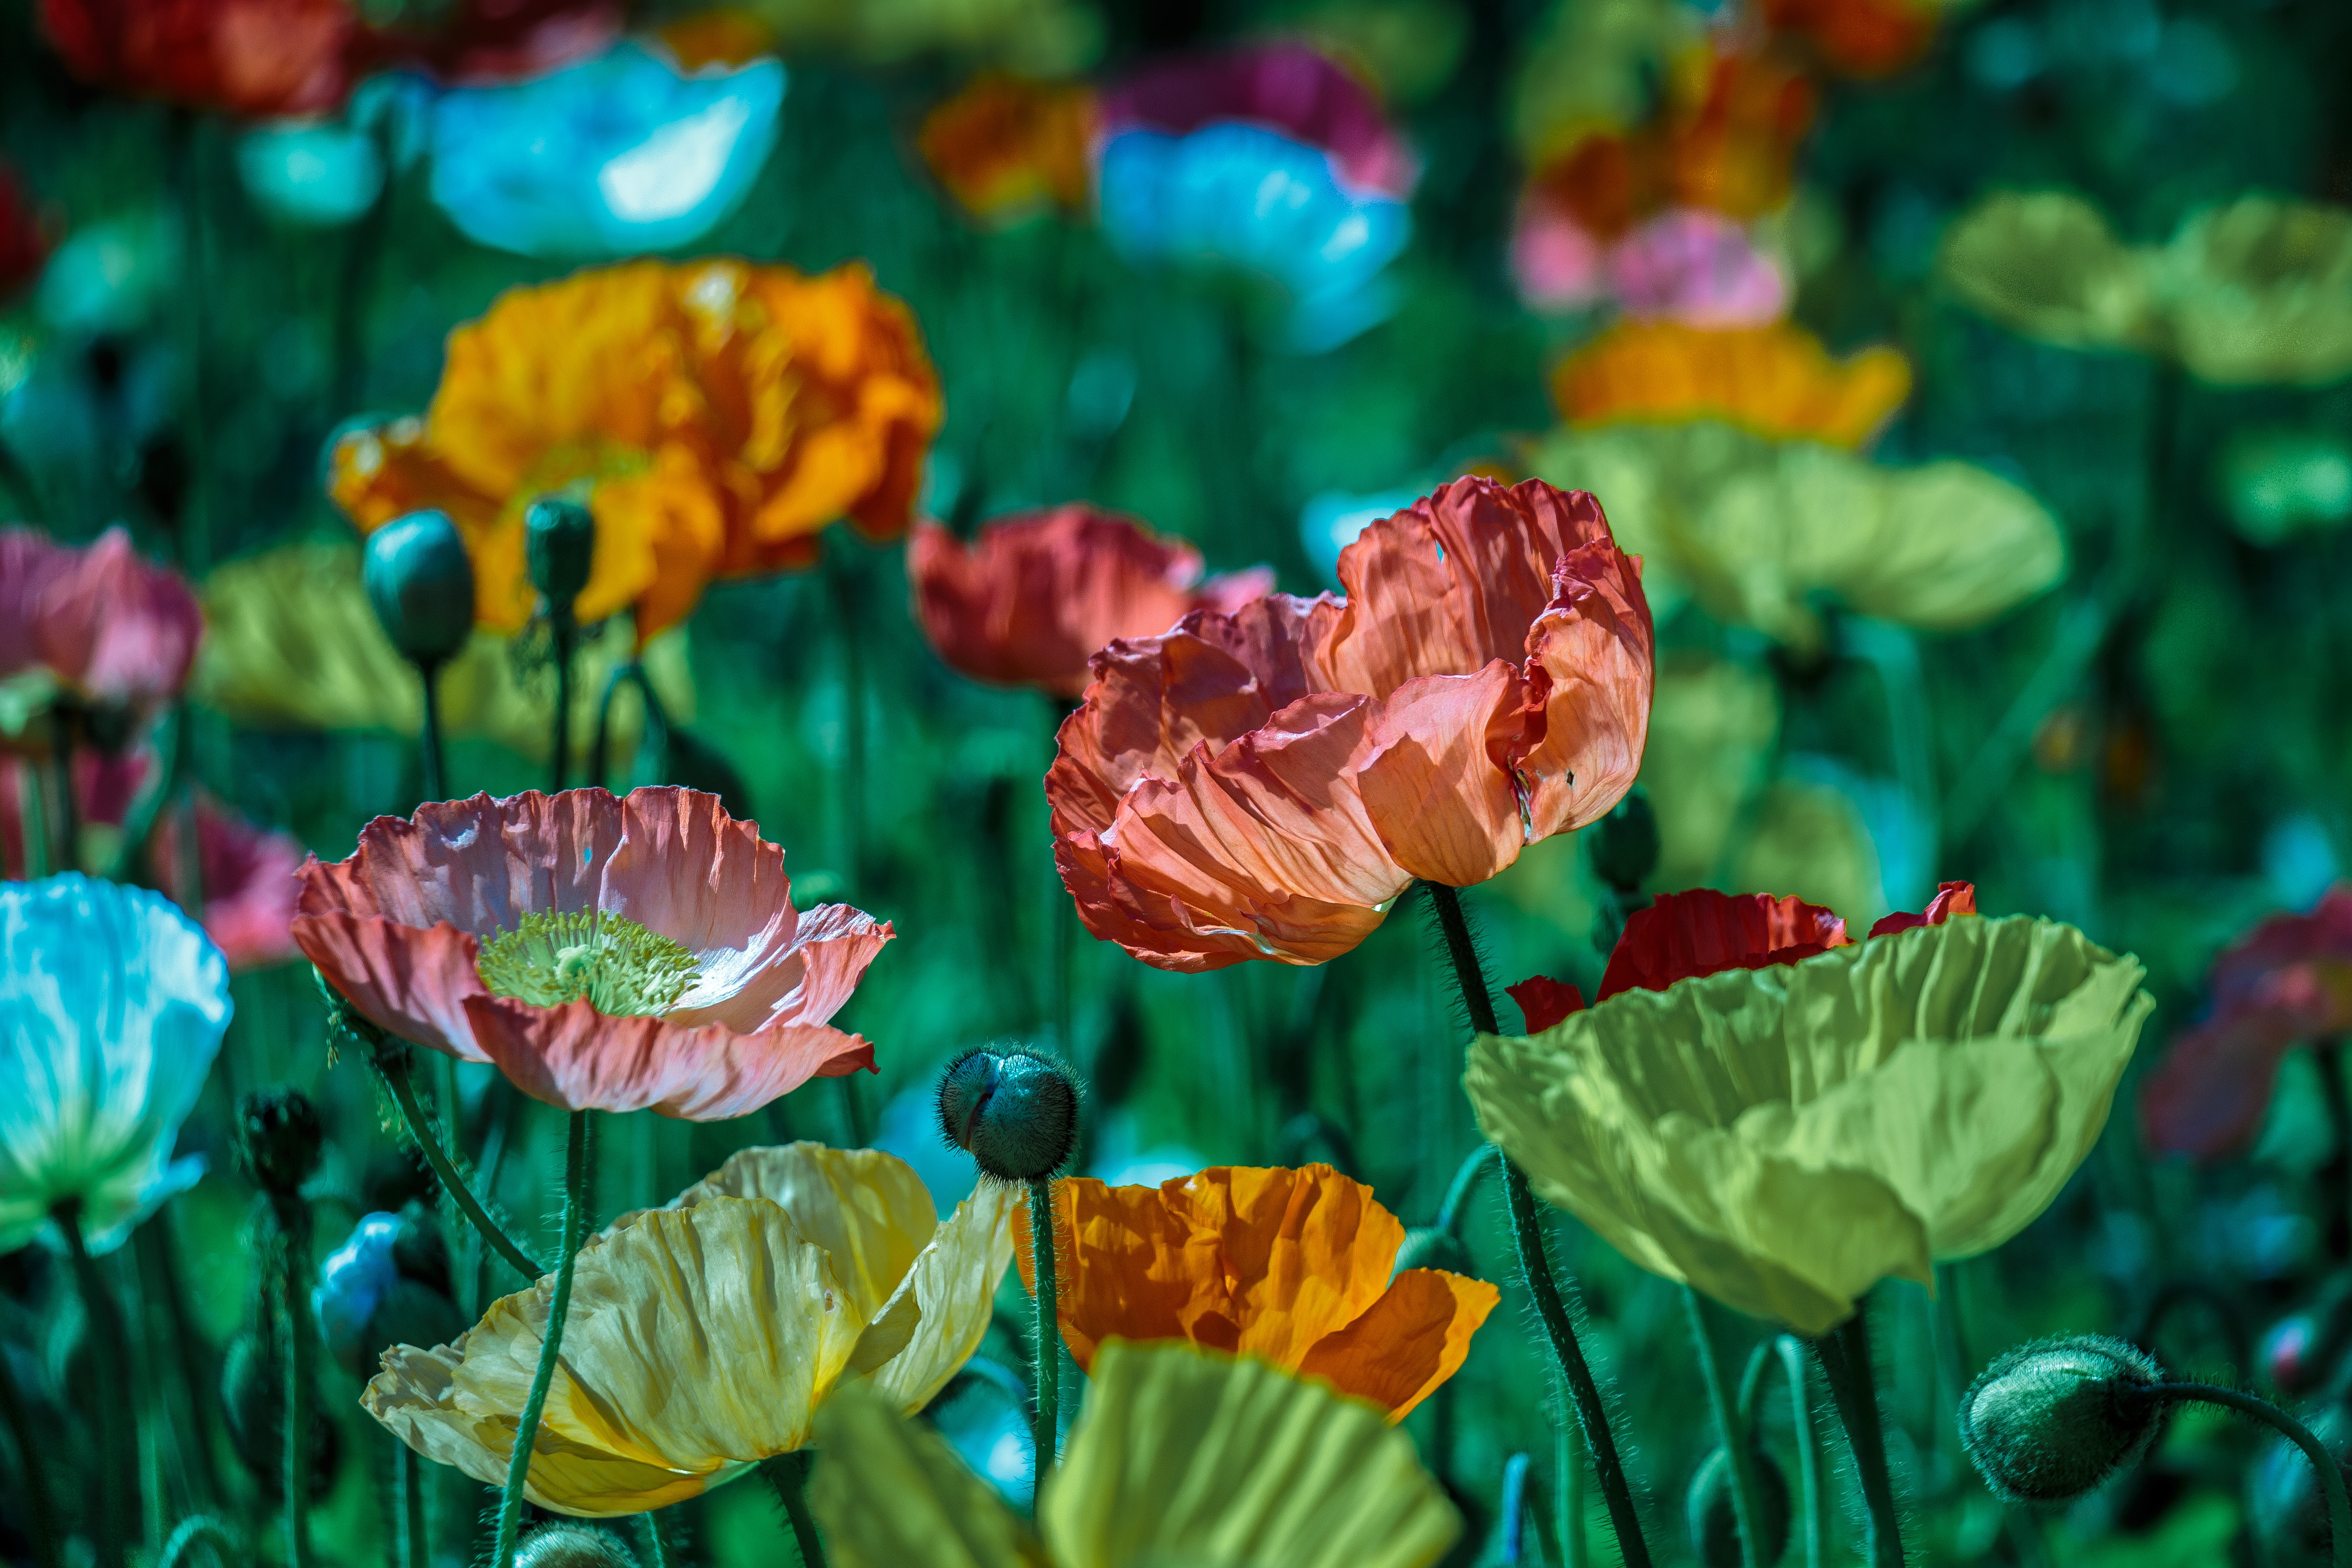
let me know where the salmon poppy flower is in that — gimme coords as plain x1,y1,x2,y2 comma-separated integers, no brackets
1553,320,1913,448
293,787,888,1119
918,74,1099,222
328,258,942,643
1048,476,1654,971
1012,1163,1498,1420
2140,889,2352,1161
0,527,204,731
908,507,1274,698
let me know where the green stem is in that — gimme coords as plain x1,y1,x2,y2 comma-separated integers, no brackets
280,1197,314,1568
549,616,578,793
1735,1337,1773,1439
57,1207,133,1568
1812,1309,1903,1568
763,1451,827,1568
1559,1405,1588,1568
588,661,644,791
489,1109,592,1568
1435,1142,1498,1237
2131,1382,2352,1568
828,544,866,893
1029,1175,1061,1476
417,658,447,804
1777,1336,1824,1568
157,1516,240,1568
638,1510,674,1568
48,706,77,873
1423,882,1652,1568
332,987,546,1278
1683,1286,1764,1568
0,1317,62,1568
17,748,50,878
395,1440,428,1568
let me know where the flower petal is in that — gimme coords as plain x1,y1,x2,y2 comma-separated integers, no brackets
1595,887,1851,1002
1867,880,1978,938
864,1180,1018,1412
1354,664,1530,889
1515,538,1657,840
461,995,873,1119
293,908,489,1061
809,1380,1052,1568
671,1144,936,1324
1296,1268,1501,1420
1506,975,1586,1034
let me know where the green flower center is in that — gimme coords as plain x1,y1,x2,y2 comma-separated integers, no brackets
476,910,700,1018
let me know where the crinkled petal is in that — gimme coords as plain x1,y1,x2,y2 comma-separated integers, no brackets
1596,888,1851,1002
1515,538,1657,840
864,1181,1018,1411
293,909,490,1061
1354,664,1530,888
809,1380,1052,1568
671,1143,936,1324
461,995,873,1119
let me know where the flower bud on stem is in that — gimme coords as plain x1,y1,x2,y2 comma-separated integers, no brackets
490,1108,594,1568
526,497,593,792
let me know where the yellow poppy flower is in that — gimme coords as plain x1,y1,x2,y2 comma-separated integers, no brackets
919,74,1098,221
191,541,693,767
1465,915,2153,1335
328,258,943,643
1526,421,2064,652
1551,321,1912,449
809,1339,1461,1568
1940,190,2352,386
362,1144,1012,1517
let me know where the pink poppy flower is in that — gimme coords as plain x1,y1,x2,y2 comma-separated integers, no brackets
1099,40,1417,198
293,787,889,1119
908,507,1274,699
0,527,203,718
1513,203,1788,328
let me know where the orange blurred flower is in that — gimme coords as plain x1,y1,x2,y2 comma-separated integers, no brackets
328,258,942,643
1047,477,1653,971
919,74,1098,222
1014,1164,1498,1420
1762,0,1940,78
908,507,1272,698
1552,320,1912,447
651,8,774,70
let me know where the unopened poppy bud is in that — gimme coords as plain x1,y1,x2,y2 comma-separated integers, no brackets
235,1087,324,1197
525,496,596,616
937,1046,1081,1182
513,1523,641,1568
1585,787,1659,893
1392,1226,1471,1279
363,510,474,666
1686,1446,1791,1568
1958,1335,2167,1504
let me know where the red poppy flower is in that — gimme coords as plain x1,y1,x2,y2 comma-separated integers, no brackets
0,166,50,301
1100,41,1417,198
357,0,619,85
1591,881,1980,1001
1867,880,1977,937
907,507,1274,699
39,0,359,116
1047,476,1655,972
294,787,888,1119
0,527,203,720
2140,889,2352,1160
1506,974,1585,1032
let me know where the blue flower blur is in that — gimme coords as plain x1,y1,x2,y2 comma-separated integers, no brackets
428,41,786,259
1097,122,1411,353
314,1210,402,1359
0,874,230,1255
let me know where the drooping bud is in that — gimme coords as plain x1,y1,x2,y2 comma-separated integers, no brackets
1585,787,1659,893
937,1046,1081,1182
235,1088,324,1197
314,1205,466,1377
1957,1335,2167,1504
363,510,475,666
1392,1226,1472,1280
1685,1447,1791,1568
221,1329,340,1500
513,1523,642,1568
525,496,596,617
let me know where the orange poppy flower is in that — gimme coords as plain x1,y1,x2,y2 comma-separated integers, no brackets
1013,1164,1499,1420
1551,320,1912,448
1762,0,1939,78
907,507,1273,698
1047,476,1654,971
918,74,1098,222
328,258,942,643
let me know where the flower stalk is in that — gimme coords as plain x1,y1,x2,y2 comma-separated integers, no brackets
488,1108,592,1568
56,1205,133,1568
1812,1308,1903,1568
1029,1175,1062,1475
1778,1337,1825,1568
2125,1382,2352,1568
1684,1285,1765,1568
764,1450,827,1568
279,1189,316,1568
0,1311,62,1568
1425,881,1653,1568
393,1442,427,1568
157,1517,240,1568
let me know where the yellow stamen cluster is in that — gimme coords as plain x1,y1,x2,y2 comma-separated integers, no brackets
476,910,698,1018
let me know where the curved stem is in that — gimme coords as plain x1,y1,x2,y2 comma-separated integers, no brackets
0,1314,62,1568
763,1451,826,1568
1435,1142,1498,1238
157,1517,241,1568
1683,1286,1764,1568
1812,1309,1904,1568
1777,1337,1824,1568
2132,1382,2352,1568
1424,881,1652,1568
1028,1176,1061,1476
489,1110,591,1568
416,658,447,805
588,661,637,792
280,1198,315,1568
1736,1337,1773,1440
57,1207,133,1568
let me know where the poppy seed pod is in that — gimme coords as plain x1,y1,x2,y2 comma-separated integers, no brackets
937,1046,1081,1182
362,510,475,666
1958,1335,2167,1505
513,1524,642,1568
525,496,596,615
1686,1447,1791,1568
234,1087,324,1197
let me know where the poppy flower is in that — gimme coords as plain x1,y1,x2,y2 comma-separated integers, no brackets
1595,880,1977,1000
1506,974,1586,1032
918,73,1098,222
365,1144,1013,1515
0,165,51,300
38,0,360,116
363,0,619,84
907,507,1274,698
327,258,942,643
1553,321,1912,448
1048,475,1654,972
293,787,889,1119
1513,205,1789,326
1468,913,2154,1333
811,1339,1461,1568
1099,41,1418,200
2140,889,2352,1160
0,874,230,1254
1011,1163,1497,1420
0,527,204,734
1760,0,1940,78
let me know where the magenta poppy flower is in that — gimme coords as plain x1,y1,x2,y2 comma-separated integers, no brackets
0,527,203,719
1099,40,1416,198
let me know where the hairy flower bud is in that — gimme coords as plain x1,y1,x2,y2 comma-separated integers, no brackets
1686,1447,1791,1568
1958,1335,2167,1504
937,1046,1081,1182
363,509,475,666
513,1523,641,1568
235,1087,324,1197
1585,787,1659,893
525,496,596,616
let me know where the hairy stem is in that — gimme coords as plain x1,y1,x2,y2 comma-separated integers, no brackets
763,1451,827,1568
2132,1382,2352,1568
1029,1175,1061,1476
549,617,577,793
57,1207,133,1568
1778,1337,1825,1568
1812,1309,1903,1568
489,1110,591,1568
1684,1286,1764,1568
417,658,447,804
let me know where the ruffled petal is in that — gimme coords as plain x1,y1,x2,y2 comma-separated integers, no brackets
1595,888,1851,1002
864,1181,1018,1412
1296,1268,1501,1420
293,909,489,1061
809,1381,1053,1568
1514,538,1657,840
1354,664,1530,888
461,995,873,1119
1867,880,1979,938
671,1144,936,1324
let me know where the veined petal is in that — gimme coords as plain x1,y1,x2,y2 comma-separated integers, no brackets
864,1180,1019,1411
1296,1268,1501,1420
1515,538,1657,841
671,1144,936,1324
1355,664,1530,888
461,996,873,1119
